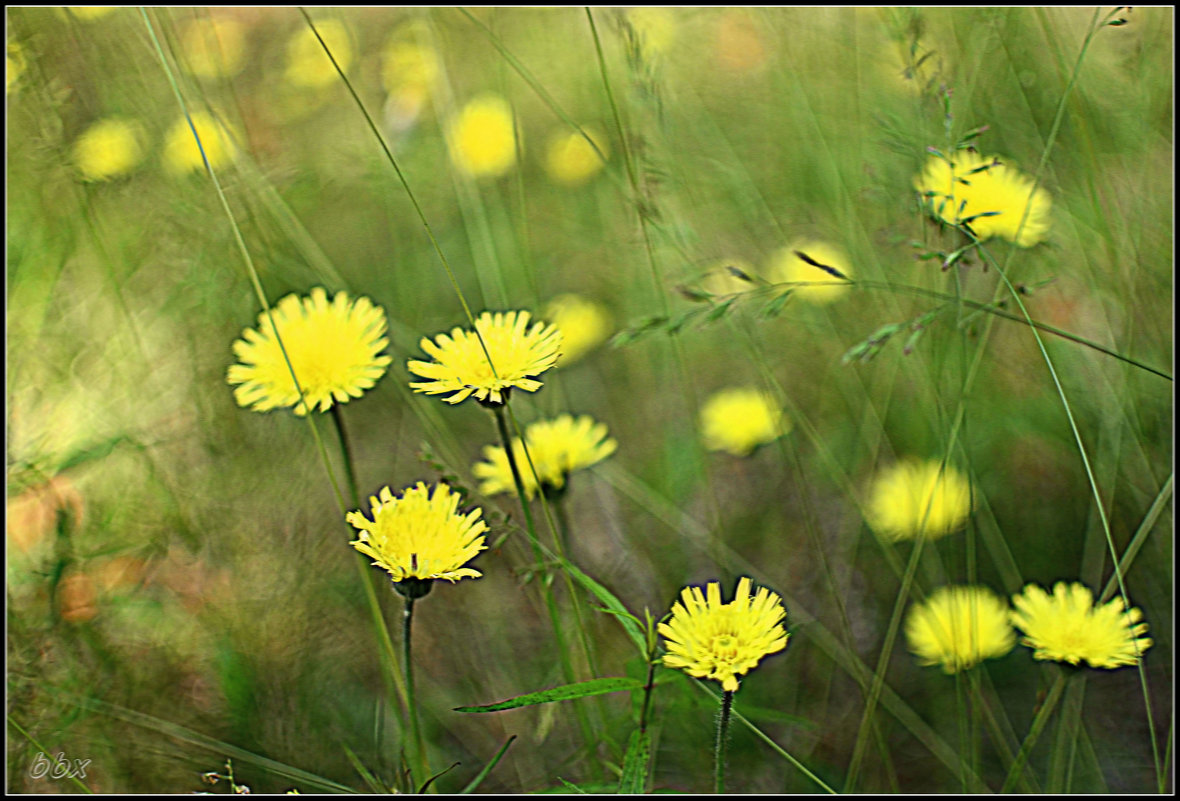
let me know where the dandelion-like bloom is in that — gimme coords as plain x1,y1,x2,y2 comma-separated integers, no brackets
767,241,853,305
163,110,239,175
347,482,487,585
446,94,518,178
906,585,1015,673
72,117,144,181
660,577,788,692
407,310,561,406
1011,582,1152,669
285,19,352,89
473,414,617,499
543,294,612,365
179,17,247,79
866,459,971,541
700,387,789,457
544,127,609,186
227,288,392,416
914,150,1051,247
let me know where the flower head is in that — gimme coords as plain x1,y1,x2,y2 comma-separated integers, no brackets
227,288,391,416
1011,582,1152,669
700,387,789,457
660,577,788,692
473,414,617,499
915,150,1051,247
72,117,144,181
163,110,239,174
906,585,1015,673
767,241,853,305
179,17,247,79
543,294,612,365
347,482,487,585
285,19,352,89
866,459,971,541
544,127,609,186
407,310,561,406
446,94,518,178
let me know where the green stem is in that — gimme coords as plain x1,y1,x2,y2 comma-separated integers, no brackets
1000,667,1069,793
715,690,734,794
403,595,428,789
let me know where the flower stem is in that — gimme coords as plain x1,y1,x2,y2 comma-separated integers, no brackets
403,595,428,789
1000,667,1069,793
330,405,360,510
715,690,734,794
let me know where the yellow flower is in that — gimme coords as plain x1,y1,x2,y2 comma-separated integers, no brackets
72,117,144,181
179,17,247,79
162,110,239,175
544,127,608,186
407,310,562,406
766,241,853,305
66,7,117,21
866,459,971,542
473,414,617,499
285,19,352,89
382,34,439,97
543,294,612,365
227,288,392,416
660,577,789,693
906,586,1015,673
1011,582,1152,669
625,7,678,57
914,150,1052,247
446,94,518,178
347,482,487,585
700,387,789,457
7,41,26,94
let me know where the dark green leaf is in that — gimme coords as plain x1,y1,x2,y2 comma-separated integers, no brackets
454,677,643,713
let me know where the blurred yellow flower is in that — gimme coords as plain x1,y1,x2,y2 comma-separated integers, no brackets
866,459,971,542
660,577,789,693
544,127,608,186
383,35,439,97
408,310,562,406
767,241,853,305
227,288,392,416
625,7,678,57
906,586,1015,673
915,150,1051,247
543,294,612,365
7,41,25,94
473,414,617,499
347,482,487,585
446,94,517,178
700,387,789,457
66,7,117,21
285,18,352,89
162,110,239,175
72,117,144,182
179,16,247,79
1011,582,1152,669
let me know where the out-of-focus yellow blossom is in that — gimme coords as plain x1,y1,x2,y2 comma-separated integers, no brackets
700,387,790,457
1011,582,1153,669
473,414,617,500
179,16,247,79
65,7,118,21
713,12,767,74
767,241,853,305
906,585,1015,673
163,110,239,175
72,117,145,181
544,127,609,186
446,94,518,178
543,294,612,365
914,150,1051,247
866,459,972,542
382,32,440,133
7,41,26,94
285,18,352,90
625,7,677,57
701,258,758,296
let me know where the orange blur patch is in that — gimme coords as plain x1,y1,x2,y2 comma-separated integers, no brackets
6,476,85,554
